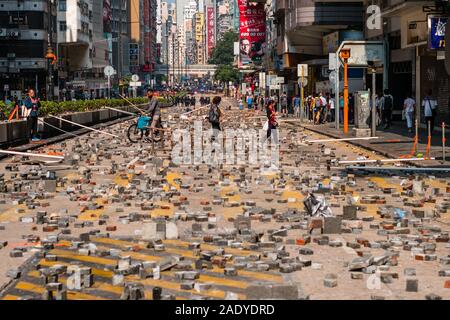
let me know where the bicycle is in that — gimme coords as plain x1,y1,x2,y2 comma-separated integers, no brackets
127,114,152,143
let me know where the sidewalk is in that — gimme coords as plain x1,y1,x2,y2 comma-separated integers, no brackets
298,121,450,167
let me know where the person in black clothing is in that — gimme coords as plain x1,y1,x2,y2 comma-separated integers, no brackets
349,93,355,124
207,96,222,142
380,89,394,129
184,95,190,108
24,88,41,141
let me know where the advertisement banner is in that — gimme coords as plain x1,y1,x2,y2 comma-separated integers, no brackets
207,6,215,58
239,0,266,67
428,17,447,50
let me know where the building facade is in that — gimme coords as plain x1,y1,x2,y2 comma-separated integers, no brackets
0,0,57,100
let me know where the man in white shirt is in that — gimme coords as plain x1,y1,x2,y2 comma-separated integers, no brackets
422,89,438,135
403,94,415,133
319,92,327,123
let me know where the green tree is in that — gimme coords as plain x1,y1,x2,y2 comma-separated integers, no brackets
208,30,238,65
214,65,239,83
209,30,239,85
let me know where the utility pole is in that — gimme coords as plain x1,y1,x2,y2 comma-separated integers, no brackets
340,49,351,134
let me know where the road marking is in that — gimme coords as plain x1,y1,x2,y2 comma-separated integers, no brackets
49,249,117,266
126,275,246,300
38,259,114,278
1,294,21,300
27,270,123,296
15,281,104,300
164,271,248,289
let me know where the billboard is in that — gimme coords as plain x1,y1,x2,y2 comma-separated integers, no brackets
103,0,112,33
238,0,266,67
428,16,447,50
207,6,215,58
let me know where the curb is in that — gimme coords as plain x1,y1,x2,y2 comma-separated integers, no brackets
289,122,441,168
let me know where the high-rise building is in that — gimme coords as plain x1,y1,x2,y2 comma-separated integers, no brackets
216,0,233,41
183,1,197,67
0,0,57,100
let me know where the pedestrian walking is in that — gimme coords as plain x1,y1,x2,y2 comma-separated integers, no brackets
349,93,355,124
246,94,253,110
422,89,438,135
280,92,288,116
339,93,344,123
207,96,222,143
379,89,394,129
24,88,41,141
319,92,327,124
263,99,279,145
403,93,415,133
293,95,300,118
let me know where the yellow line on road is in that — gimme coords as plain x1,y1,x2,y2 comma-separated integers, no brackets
38,259,114,278
126,275,246,300
15,281,106,300
164,271,248,289
1,294,21,300
49,249,117,266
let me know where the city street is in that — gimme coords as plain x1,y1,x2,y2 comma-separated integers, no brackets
0,0,449,307
0,96,449,300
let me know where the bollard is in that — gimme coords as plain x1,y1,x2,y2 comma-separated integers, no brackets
425,120,432,159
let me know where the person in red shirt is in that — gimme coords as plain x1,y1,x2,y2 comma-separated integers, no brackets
265,99,278,143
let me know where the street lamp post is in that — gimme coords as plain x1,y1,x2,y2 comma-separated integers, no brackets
340,48,351,134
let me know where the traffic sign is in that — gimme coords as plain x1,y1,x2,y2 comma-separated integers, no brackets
298,78,308,87
328,53,337,71
131,74,139,82
297,64,308,77
130,81,142,87
104,66,115,77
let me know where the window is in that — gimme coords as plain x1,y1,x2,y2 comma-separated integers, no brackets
59,0,67,11
59,21,67,32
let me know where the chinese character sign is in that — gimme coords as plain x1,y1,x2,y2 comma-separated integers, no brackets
207,7,215,58
239,0,266,66
429,17,447,50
